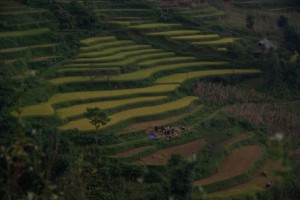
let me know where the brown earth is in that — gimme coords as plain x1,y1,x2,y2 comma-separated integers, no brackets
112,146,152,158
194,145,262,186
120,105,202,134
208,159,284,196
134,139,206,165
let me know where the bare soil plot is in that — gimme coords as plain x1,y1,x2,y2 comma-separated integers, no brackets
208,159,284,196
134,139,206,165
112,146,152,158
194,145,262,186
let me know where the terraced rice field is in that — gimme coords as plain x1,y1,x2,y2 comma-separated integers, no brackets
57,96,168,119
194,145,263,186
208,159,283,199
192,38,239,46
128,23,182,30
50,61,229,85
121,105,203,134
112,146,153,158
134,139,206,165
155,69,261,84
146,30,201,37
60,96,198,131
0,28,50,37
171,34,220,41
15,84,179,117
178,6,226,20
125,21,238,49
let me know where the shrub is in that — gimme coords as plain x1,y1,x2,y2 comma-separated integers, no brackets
276,15,289,28
246,14,255,29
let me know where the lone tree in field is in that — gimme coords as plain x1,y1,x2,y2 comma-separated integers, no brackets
84,107,110,145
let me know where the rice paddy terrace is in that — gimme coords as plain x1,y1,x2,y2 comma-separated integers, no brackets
2,0,287,199
0,1,61,72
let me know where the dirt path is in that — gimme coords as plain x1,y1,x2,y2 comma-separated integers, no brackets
208,159,283,196
120,105,202,134
112,146,152,158
194,145,262,186
134,139,206,165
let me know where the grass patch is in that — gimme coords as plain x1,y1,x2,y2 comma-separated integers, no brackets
57,96,168,119
60,96,198,131
155,69,261,84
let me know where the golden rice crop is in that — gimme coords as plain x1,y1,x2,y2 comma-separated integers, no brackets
146,30,201,37
192,38,238,46
60,96,198,131
0,28,49,38
81,40,135,52
138,57,196,67
17,84,179,117
57,96,167,119
171,34,220,41
155,69,261,84
128,23,182,29
50,61,229,85
80,36,116,46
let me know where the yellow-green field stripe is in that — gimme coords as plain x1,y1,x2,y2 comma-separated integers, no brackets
60,96,198,131
57,96,168,119
155,69,261,84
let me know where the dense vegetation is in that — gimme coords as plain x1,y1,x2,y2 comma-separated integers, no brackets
0,0,300,199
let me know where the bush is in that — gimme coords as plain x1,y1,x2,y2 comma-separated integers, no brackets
277,15,289,28
246,14,255,29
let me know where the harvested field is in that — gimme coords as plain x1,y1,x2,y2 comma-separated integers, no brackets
134,139,206,165
112,146,152,158
208,159,284,197
194,145,262,186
